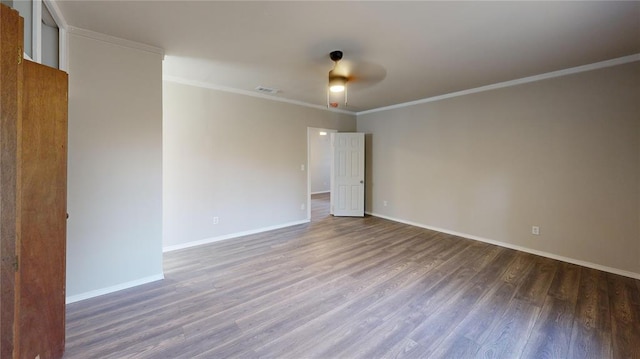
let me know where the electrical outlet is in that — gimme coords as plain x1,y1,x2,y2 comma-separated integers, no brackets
301,203,306,210
213,217,219,224
383,200,388,207
531,226,540,235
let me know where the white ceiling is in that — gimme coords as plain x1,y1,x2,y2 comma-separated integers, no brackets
56,1,640,113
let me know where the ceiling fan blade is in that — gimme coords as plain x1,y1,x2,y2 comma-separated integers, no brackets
347,60,387,89
331,60,352,78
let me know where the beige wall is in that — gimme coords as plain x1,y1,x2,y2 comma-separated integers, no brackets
163,81,356,249
357,61,640,276
67,33,164,301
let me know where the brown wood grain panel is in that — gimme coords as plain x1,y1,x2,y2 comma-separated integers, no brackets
567,320,613,359
575,267,611,332
548,262,582,302
607,273,640,359
431,250,519,348
340,312,428,358
18,60,67,359
255,255,441,357
0,4,22,358
566,267,613,358
514,256,559,307
520,295,576,359
501,250,537,284
410,248,517,356
476,298,541,358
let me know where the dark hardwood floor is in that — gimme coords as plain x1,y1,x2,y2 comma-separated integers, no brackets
64,193,640,358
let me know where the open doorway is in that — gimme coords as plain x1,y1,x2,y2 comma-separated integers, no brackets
307,127,337,221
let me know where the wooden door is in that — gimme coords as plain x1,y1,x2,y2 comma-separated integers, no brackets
330,133,365,217
16,59,68,359
1,5,23,358
0,4,68,359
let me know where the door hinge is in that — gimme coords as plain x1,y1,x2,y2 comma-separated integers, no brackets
13,256,18,272
17,46,22,65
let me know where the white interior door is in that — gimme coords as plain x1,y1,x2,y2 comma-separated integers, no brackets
331,133,365,217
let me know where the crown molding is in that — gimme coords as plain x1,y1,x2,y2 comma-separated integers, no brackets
68,26,165,57
163,76,357,116
357,53,640,116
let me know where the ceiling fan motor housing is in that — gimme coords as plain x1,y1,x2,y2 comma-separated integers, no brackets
328,50,347,86
330,50,343,62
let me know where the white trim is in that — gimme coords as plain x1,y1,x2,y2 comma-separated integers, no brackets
311,191,330,195
58,27,67,71
65,273,165,304
42,0,68,71
163,76,356,115
32,0,42,63
68,26,165,56
43,0,68,29
366,211,640,281
357,53,640,116
163,219,310,252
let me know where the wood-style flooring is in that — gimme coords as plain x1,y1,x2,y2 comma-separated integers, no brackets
64,193,640,358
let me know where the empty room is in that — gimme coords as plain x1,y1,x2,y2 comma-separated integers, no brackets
1,1,639,358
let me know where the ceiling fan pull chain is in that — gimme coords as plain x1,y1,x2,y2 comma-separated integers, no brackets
327,87,330,108
345,86,348,107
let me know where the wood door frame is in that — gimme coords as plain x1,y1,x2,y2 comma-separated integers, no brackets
17,59,67,359
0,5,23,357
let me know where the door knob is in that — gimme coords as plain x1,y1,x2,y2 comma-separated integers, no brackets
360,180,364,184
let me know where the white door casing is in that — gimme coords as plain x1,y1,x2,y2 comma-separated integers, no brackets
331,133,365,217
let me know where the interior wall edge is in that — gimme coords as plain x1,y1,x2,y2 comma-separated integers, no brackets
367,211,640,281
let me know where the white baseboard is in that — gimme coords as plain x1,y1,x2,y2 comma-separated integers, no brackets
66,273,165,304
311,191,330,195
163,219,311,252
366,211,640,280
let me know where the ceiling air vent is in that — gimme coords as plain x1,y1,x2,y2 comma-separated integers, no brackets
255,86,279,95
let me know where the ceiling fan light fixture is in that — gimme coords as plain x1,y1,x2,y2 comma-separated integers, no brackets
329,81,346,93
329,70,347,93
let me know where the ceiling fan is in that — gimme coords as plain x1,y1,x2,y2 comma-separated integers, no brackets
326,50,386,109
327,50,348,108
